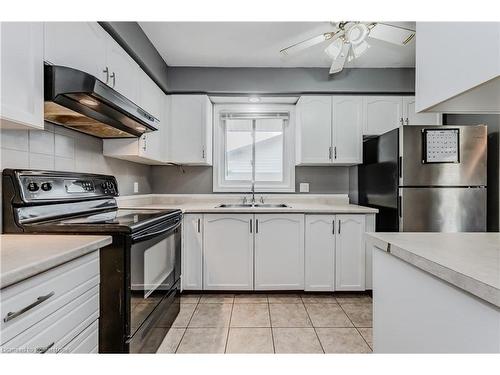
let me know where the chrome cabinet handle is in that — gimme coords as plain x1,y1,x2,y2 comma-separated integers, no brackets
110,72,116,88
197,218,201,233
249,219,252,233
400,117,404,125
255,219,259,233
36,342,55,354
103,66,109,84
202,147,205,159
405,118,409,125
334,146,337,160
3,291,55,323
328,146,333,160
338,220,341,234
332,220,335,234
142,136,147,151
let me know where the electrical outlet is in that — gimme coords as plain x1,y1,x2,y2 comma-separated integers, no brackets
299,183,309,193
133,182,139,193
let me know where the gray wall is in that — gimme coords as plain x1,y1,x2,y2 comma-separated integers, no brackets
0,124,152,196
151,165,352,196
166,67,415,94
99,22,170,93
444,114,500,232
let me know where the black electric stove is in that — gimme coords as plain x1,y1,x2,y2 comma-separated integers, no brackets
2,169,182,353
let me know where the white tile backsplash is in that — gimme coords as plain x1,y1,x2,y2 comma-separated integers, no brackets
1,122,152,195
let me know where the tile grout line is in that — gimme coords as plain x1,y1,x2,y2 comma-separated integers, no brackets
223,299,235,353
303,301,325,354
337,300,372,352
174,297,200,353
268,301,276,353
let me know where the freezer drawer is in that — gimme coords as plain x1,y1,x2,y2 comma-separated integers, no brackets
399,187,487,232
401,125,487,187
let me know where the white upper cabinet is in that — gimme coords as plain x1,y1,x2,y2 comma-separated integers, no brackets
305,215,336,292
335,215,366,291
296,96,332,164
182,214,203,291
105,37,140,104
1,22,44,129
254,214,304,290
363,96,403,136
203,214,254,290
402,96,441,125
416,22,500,113
332,96,363,164
167,95,213,165
44,22,107,82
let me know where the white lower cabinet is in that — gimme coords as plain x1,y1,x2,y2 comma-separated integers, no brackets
335,215,366,291
0,251,100,353
182,214,203,290
203,214,254,290
182,212,372,291
254,214,304,290
304,215,336,291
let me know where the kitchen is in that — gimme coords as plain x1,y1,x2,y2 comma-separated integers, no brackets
0,3,499,372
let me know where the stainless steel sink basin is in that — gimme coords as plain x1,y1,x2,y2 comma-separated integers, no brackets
216,203,289,208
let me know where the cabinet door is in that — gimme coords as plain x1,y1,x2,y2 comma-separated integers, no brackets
44,22,107,81
335,215,366,291
332,96,363,164
168,95,212,165
106,37,140,103
203,214,253,290
1,22,44,129
296,96,332,164
139,73,164,162
305,215,336,291
182,214,203,290
402,96,442,125
254,214,304,290
363,96,403,135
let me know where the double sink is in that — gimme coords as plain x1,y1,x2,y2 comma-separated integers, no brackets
216,203,290,208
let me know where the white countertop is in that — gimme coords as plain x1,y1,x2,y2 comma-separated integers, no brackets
0,234,112,289
366,232,500,308
116,194,379,214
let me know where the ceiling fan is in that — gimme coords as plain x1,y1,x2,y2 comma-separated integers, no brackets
280,22,416,75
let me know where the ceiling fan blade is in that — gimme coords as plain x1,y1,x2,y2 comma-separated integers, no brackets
280,31,340,56
329,43,351,75
368,23,416,46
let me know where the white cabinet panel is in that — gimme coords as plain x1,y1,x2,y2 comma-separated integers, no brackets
44,22,107,81
365,213,376,290
1,22,44,129
182,214,203,290
363,96,403,135
168,95,212,165
106,37,140,103
335,215,366,291
332,96,363,164
402,96,442,125
203,214,253,290
305,215,336,291
296,96,332,164
254,214,304,290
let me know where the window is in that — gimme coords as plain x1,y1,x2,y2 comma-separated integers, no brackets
213,104,295,192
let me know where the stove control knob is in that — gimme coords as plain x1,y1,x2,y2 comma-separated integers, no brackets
27,182,39,192
41,182,52,191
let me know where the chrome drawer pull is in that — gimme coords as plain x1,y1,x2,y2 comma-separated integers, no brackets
36,342,55,354
3,291,55,323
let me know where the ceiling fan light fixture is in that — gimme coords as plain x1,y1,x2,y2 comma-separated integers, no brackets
352,40,370,58
346,23,369,45
324,38,344,60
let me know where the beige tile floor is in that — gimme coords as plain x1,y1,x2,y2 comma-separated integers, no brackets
157,293,373,354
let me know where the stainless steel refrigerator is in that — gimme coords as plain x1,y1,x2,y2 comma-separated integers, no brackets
358,124,487,232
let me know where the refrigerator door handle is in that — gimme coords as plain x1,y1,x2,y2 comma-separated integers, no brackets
398,195,402,218
398,156,402,178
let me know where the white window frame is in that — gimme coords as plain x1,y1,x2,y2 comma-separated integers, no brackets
213,103,296,192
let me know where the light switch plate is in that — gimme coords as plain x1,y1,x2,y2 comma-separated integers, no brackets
299,183,309,193
133,182,139,193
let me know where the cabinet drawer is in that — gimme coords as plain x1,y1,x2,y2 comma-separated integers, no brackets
1,285,99,353
62,320,98,353
0,251,99,344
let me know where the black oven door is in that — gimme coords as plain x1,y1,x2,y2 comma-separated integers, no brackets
127,215,181,353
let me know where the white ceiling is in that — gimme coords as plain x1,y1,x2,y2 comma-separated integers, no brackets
139,22,416,68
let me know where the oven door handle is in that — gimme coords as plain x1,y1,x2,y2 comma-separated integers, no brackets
131,219,181,243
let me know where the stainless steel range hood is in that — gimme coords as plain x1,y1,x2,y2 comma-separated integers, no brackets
44,65,159,138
